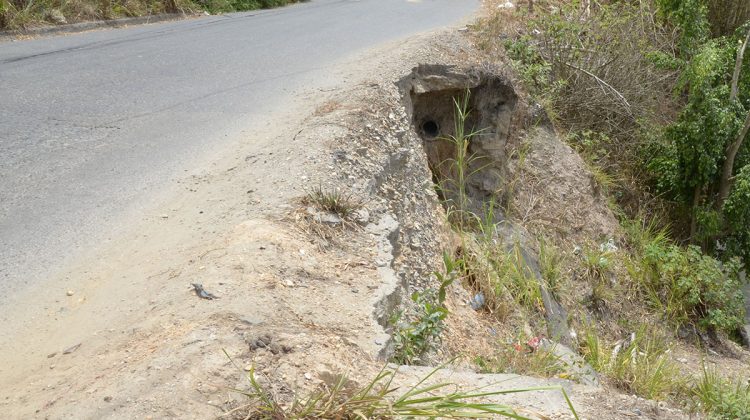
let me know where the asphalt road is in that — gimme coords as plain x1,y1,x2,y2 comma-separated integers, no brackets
0,0,478,304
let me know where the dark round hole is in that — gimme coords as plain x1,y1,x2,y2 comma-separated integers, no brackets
422,120,439,138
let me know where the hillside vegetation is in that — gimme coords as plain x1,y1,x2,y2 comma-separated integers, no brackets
0,0,303,30
389,0,750,417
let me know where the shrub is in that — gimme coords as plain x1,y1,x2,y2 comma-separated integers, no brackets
641,244,744,334
723,165,750,263
390,254,456,365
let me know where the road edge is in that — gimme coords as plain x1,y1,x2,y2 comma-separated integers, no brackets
0,12,200,41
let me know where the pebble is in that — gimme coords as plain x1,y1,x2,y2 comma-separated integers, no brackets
66,290,74,296
304,372,312,380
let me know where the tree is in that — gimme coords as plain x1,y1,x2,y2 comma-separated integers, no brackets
708,0,750,37
718,27,750,206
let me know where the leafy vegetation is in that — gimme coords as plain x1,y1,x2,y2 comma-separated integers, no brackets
641,244,744,333
390,253,457,365
470,1,750,415
0,0,305,30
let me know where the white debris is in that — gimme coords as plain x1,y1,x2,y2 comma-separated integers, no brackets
599,238,618,253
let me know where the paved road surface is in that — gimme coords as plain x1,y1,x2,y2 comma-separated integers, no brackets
0,0,478,305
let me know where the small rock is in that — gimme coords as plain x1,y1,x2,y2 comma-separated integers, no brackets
66,290,74,296
268,343,282,355
248,334,273,351
469,292,485,310
353,208,370,224
160,214,169,219
315,212,343,225
284,280,294,287
104,396,112,402
47,352,57,358
281,344,293,353
304,372,312,381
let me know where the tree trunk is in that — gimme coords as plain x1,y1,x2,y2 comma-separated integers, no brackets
709,0,750,37
718,110,750,206
690,184,702,241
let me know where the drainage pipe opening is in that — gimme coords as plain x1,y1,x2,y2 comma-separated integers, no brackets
421,120,440,138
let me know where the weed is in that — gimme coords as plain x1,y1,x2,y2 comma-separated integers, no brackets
390,253,457,365
475,336,568,379
462,239,543,318
690,365,750,419
304,185,363,219
578,246,616,312
622,216,671,257
225,353,580,419
578,325,683,401
640,244,744,334
436,90,488,232
539,238,566,300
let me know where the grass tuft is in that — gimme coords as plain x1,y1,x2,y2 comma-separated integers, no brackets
304,185,363,219
578,325,683,401
224,350,579,419
690,365,750,419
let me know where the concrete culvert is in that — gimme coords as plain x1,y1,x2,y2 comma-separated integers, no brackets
399,64,519,221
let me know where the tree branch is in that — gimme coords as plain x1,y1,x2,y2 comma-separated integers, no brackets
719,109,750,206
730,26,750,103
563,62,633,116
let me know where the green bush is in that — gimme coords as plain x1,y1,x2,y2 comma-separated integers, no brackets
723,165,750,263
390,254,457,365
641,244,744,333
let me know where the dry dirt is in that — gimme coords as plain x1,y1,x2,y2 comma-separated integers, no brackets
1,6,747,420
